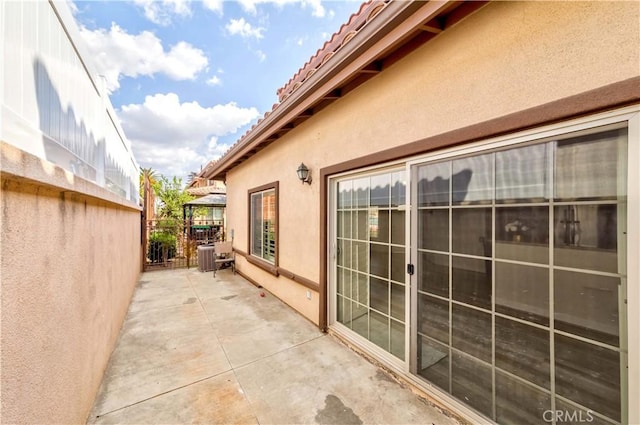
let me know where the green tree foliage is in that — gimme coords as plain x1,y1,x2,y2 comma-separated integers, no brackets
156,175,195,222
147,231,177,262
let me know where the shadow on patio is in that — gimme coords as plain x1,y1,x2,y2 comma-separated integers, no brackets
87,268,461,424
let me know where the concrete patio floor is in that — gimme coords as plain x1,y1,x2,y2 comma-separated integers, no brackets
87,268,462,424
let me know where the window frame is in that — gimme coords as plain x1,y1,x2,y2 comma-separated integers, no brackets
247,181,279,274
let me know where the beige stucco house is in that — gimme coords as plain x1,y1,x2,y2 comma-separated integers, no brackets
1,1,141,423
201,1,640,424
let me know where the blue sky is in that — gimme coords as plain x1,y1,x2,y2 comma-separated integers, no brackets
71,0,361,181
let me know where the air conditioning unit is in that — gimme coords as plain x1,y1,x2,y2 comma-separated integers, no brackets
197,245,216,272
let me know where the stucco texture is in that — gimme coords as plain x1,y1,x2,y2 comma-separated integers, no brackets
224,1,640,325
227,168,320,323
1,150,140,423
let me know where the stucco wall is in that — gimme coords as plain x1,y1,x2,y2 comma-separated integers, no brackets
225,1,639,325
1,144,141,424
227,163,320,323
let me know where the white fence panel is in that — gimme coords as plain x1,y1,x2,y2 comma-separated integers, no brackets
1,0,139,205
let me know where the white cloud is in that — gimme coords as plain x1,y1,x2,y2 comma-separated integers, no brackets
237,0,325,18
162,42,208,79
79,24,208,91
133,0,191,26
303,0,325,18
202,0,224,14
208,137,229,157
134,144,210,181
225,18,265,39
236,0,260,16
131,0,224,23
119,93,260,178
206,75,222,86
120,93,259,147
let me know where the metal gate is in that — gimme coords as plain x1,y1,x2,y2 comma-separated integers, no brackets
142,219,222,271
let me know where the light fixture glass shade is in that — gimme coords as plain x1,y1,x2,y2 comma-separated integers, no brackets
297,162,310,183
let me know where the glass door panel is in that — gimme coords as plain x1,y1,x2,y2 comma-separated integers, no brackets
496,205,549,263
418,251,449,297
410,126,627,424
553,204,619,273
452,153,494,205
495,143,550,203
417,162,450,206
554,334,621,422
451,256,491,310
495,262,549,325
451,208,492,256
335,170,407,361
418,337,450,390
554,270,620,346
495,316,550,389
495,371,551,425
418,209,449,252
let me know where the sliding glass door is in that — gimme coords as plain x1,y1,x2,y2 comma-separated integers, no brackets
410,125,628,424
334,169,407,361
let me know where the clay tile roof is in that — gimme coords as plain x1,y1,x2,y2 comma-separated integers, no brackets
276,0,389,102
186,185,226,196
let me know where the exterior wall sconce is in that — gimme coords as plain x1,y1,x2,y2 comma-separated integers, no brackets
296,162,312,185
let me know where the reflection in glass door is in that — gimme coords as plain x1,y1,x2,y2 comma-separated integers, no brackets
334,170,407,360
411,127,628,424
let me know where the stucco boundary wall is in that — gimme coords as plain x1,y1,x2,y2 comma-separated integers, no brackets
0,142,141,424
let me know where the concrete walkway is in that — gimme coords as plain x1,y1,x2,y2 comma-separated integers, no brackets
88,268,461,424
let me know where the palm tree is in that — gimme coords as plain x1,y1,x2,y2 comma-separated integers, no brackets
139,167,159,198
187,171,199,187
140,168,159,221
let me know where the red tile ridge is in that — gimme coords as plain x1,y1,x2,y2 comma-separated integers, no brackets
276,0,388,102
